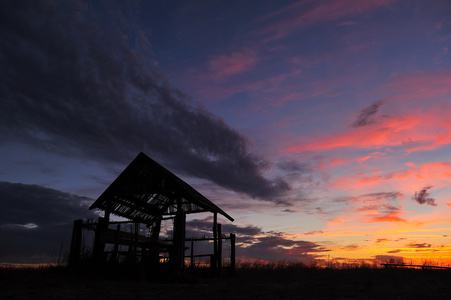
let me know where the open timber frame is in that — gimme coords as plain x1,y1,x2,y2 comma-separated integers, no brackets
69,152,235,275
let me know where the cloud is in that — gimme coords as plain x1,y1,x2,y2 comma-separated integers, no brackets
386,249,402,253
374,255,404,263
365,205,407,223
186,218,328,262
406,242,431,248
260,0,396,40
334,162,451,189
238,235,329,262
285,67,451,156
335,191,403,204
361,192,403,201
186,218,263,237
352,100,384,127
207,50,259,80
0,181,97,263
375,238,390,244
304,230,324,235
341,244,360,251
412,186,437,206
0,1,290,201
277,160,308,174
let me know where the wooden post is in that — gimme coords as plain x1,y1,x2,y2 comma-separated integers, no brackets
212,212,218,273
110,224,121,263
134,222,139,262
171,209,186,270
190,240,194,268
217,224,222,275
104,210,111,223
149,219,161,266
151,219,161,240
68,219,83,266
92,217,106,263
230,233,236,275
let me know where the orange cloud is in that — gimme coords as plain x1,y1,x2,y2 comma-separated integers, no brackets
285,112,449,154
365,209,408,224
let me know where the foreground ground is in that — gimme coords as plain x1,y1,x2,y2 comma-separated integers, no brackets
2,264,451,299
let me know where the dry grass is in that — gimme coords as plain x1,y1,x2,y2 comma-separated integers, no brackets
2,263,451,299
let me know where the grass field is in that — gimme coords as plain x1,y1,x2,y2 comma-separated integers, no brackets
2,263,451,299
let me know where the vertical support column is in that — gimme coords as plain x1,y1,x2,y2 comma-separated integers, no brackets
134,222,139,262
151,219,161,240
171,209,186,270
190,240,194,268
212,212,218,273
69,219,83,266
217,224,222,275
149,219,161,266
92,210,110,263
230,233,236,275
110,224,121,263
104,210,111,223
92,217,107,263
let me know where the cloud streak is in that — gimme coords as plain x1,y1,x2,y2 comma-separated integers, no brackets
238,235,329,262
0,1,289,201
260,0,396,40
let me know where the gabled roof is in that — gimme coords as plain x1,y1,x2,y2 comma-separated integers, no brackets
89,152,233,224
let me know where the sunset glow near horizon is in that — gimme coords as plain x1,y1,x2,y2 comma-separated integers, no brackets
1,0,451,265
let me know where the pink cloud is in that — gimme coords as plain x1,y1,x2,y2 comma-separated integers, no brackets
176,49,263,102
207,50,259,80
333,162,451,188
286,109,451,155
281,67,451,155
260,0,397,40
386,67,451,101
312,152,386,174
285,114,425,153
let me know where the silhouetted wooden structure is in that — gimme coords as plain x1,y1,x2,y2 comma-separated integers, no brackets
69,152,235,275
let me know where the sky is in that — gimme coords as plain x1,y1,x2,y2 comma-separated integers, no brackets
1,0,451,265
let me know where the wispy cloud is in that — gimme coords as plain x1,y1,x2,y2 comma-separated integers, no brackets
412,186,437,206
375,238,390,244
352,100,385,127
238,235,329,262
406,242,432,248
365,205,407,223
207,49,260,80
387,249,402,253
186,218,263,237
260,0,397,40
335,191,403,204
334,162,451,188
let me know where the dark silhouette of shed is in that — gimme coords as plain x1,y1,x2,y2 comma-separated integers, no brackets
69,152,235,273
